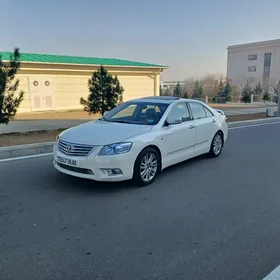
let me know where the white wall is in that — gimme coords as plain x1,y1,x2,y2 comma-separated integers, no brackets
227,39,280,88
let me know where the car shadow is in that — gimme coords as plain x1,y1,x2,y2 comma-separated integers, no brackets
160,154,209,175
158,152,226,180
50,152,225,195
51,172,135,195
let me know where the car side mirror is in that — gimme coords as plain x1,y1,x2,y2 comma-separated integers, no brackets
165,117,182,126
103,111,109,117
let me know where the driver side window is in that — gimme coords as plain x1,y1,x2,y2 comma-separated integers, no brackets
168,102,191,123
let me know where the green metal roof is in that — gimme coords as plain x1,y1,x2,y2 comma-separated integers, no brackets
0,52,167,68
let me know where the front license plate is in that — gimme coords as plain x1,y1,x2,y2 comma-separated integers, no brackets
57,156,77,166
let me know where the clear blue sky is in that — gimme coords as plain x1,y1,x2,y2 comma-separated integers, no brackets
1,0,280,81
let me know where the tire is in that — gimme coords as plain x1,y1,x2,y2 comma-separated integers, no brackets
133,147,160,186
209,131,224,158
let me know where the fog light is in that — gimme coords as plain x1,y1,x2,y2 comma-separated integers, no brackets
101,168,123,176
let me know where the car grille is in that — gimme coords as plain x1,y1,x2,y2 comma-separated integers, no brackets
56,162,94,175
58,139,96,157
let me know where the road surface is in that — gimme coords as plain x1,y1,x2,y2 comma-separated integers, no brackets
1,123,280,280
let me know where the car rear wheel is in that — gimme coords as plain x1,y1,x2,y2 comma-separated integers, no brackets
133,147,160,186
209,132,223,157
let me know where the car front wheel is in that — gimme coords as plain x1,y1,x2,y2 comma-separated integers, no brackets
209,132,224,157
133,147,160,186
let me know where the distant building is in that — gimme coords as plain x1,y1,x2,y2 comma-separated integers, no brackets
160,81,185,89
227,39,280,89
0,52,168,113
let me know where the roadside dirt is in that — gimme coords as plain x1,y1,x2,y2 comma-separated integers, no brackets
0,113,269,147
0,130,65,147
14,110,98,120
226,113,267,122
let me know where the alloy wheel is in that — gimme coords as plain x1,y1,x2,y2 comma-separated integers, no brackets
140,153,158,182
213,133,223,155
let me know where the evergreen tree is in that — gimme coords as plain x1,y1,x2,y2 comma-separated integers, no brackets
173,81,182,97
223,81,232,102
241,83,252,104
213,79,226,103
254,81,262,101
218,79,225,95
262,90,270,103
80,65,124,115
192,80,203,99
162,88,171,96
181,90,189,99
0,48,24,125
254,81,262,95
273,80,280,103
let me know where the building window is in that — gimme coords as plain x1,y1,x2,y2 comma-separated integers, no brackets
265,53,271,60
248,66,256,72
248,54,257,60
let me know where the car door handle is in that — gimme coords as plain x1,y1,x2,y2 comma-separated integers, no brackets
212,119,217,123
189,125,195,129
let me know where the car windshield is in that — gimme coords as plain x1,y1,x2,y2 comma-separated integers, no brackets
99,101,169,125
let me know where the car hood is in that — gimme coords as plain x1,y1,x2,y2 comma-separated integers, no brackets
60,120,152,145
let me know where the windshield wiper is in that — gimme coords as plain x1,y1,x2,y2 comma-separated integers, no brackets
111,120,132,124
98,117,109,121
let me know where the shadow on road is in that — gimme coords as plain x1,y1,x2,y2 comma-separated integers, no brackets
160,154,213,175
50,153,217,196
51,172,134,195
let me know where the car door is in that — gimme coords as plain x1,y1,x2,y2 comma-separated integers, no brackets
188,101,217,155
161,102,196,168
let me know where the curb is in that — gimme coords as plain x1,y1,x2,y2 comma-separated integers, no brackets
228,117,280,128
1,117,280,160
0,142,54,160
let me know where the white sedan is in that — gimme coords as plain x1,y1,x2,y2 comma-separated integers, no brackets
53,96,228,186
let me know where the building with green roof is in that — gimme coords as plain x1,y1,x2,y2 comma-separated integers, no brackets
0,51,168,113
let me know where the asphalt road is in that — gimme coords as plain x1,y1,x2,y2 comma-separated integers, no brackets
1,123,280,280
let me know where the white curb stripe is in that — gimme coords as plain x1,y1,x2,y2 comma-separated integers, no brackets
0,153,53,163
263,265,280,280
229,120,280,130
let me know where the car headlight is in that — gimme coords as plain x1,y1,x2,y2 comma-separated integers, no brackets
56,134,60,141
98,142,133,156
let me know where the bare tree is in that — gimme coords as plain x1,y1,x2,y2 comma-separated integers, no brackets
182,77,195,98
200,74,219,99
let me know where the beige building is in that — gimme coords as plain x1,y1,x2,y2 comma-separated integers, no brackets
0,52,168,113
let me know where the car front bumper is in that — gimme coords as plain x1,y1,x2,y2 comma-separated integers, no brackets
53,142,136,182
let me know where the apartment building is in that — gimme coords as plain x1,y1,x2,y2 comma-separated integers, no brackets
227,39,280,89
